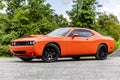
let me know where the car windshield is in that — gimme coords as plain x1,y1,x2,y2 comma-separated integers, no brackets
46,28,70,36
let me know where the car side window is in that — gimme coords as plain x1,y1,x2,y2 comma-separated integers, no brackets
69,29,94,37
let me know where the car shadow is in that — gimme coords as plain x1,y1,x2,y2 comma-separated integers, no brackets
12,57,97,63
57,58,96,62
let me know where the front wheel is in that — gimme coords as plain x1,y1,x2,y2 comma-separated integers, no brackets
95,44,108,60
41,43,60,62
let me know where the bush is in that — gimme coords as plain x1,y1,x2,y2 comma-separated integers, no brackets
115,40,120,50
0,31,17,57
0,45,12,57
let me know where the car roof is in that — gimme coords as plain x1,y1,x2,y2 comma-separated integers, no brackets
62,27,92,31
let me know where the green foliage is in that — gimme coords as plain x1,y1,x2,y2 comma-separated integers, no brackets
96,13,120,41
0,0,5,9
0,45,12,57
54,14,69,27
67,0,100,28
1,31,18,45
115,40,120,49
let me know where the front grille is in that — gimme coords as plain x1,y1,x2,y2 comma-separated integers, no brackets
16,41,29,46
13,51,26,54
11,41,34,46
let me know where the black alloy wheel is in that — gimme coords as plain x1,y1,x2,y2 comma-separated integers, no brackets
42,43,60,62
95,44,108,60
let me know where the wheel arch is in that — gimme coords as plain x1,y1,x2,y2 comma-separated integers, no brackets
95,43,108,60
98,43,108,51
43,42,61,55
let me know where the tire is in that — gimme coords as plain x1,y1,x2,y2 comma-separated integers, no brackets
41,43,60,62
95,44,108,60
72,56,80,60
20,58,33,62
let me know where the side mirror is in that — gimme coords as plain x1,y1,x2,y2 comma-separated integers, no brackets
72,33,79,39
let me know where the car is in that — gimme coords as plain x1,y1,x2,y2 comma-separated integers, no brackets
9,27,115,62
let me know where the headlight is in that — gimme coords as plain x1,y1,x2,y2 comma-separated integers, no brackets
29,41,35,45
11,42,16,46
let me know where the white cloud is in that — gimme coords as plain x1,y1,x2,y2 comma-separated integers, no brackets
100,5,120,21
101,7,109,13
111,5,120,16
0,1,6,13
63,0,71,4
0,8,6,13
63,14,71,22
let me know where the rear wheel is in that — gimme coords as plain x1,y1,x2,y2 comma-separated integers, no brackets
41,43,60,62
95,44,108,60
72,56,80,60
20,58,33,62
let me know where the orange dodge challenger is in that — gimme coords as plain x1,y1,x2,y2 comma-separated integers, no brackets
10,27,115,62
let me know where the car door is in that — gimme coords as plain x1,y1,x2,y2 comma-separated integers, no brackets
66,29,95,55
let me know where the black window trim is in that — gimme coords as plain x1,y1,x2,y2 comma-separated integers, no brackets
68,29,94,37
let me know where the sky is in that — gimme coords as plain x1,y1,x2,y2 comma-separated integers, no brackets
46,0,73,21
46,0,120,21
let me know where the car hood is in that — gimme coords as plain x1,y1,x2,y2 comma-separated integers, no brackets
12,34,46,42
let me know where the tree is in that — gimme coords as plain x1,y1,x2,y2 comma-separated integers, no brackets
96,13,120,41
0,0,5,9
67,0,100,28
2,0,60,35
3,0,26,18
54,14,69,27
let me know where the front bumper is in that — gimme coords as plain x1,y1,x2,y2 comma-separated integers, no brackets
10,45,41,57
